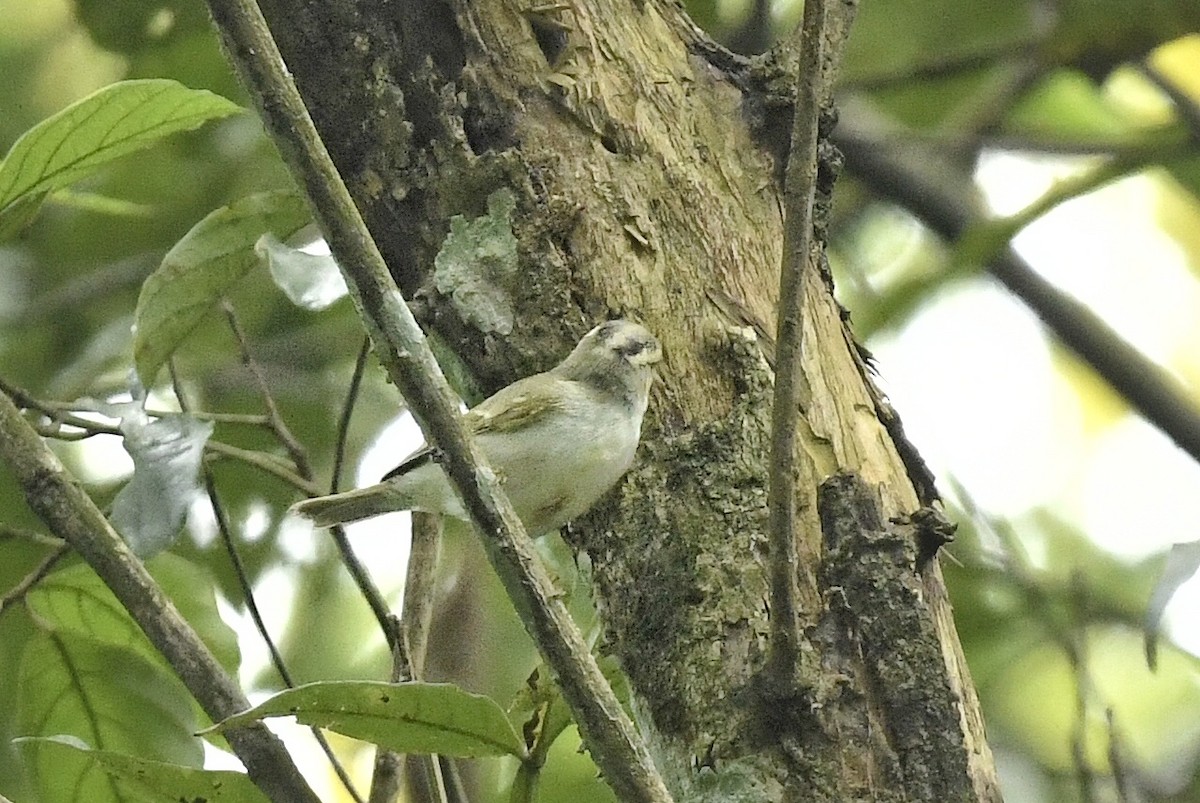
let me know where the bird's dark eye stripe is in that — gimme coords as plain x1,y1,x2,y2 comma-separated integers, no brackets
620,340,645,356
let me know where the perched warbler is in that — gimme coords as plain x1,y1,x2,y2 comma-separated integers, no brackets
293,320,662,534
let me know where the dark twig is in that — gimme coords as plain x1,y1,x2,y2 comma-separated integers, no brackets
0,525,64,547
169,362,365,803
331,339,372,496
1137,60,1200,141
325,338,397,644
1066,607,1096,803
221,300,313,479
204,1,672,800
0,541,70,617
835,113,1200,470
767,0,827,680
1106,708,1132,803
0,377,319,493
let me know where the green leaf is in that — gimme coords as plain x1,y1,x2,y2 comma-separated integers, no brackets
26,554,241,675
15,736,269,803
15,631,201,803
132,190,311,385
208,680,528,759
0,191,46,242
0,78,241,213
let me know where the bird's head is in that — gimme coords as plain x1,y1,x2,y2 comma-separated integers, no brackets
553,319,662,406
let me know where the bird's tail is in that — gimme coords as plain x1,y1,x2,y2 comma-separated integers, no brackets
292,484,400,527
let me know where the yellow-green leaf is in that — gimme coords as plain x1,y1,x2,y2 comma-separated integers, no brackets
132,190,310,385
0,79,241,213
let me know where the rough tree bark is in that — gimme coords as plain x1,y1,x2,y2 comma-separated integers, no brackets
252,0,1000,799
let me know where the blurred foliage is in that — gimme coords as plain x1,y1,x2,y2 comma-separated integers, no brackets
0,0,1199,801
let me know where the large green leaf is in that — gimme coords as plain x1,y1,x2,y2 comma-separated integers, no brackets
132,190,311,385
0,79,241,213
14,736,270,803
209,680,528,759
15,632,201,803
26,553,241,675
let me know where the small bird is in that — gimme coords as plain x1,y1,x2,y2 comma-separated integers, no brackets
293,320,662,535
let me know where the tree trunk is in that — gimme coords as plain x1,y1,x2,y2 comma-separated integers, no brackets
253,0,1000,798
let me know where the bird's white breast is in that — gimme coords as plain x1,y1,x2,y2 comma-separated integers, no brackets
392,377,648,535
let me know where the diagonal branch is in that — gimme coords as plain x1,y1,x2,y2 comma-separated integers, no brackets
0,388,320,803
203,1,673,801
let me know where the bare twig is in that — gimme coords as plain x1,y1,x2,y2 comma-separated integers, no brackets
835,111,1200,470
221,301,313,478
0,387,320,802
1106,708,1132,803
330,339,371,496
170,363,365,803
0,541,70,617
1137,60,1200,141
0,377,319,493
326,338,397,643
204,2,673,801
204,441,320,495
368,614,412,803
0,525,63,547
767,0,827,680
1067,621,1096,803
397,512,451,803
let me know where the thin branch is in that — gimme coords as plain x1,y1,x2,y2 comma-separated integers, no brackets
326,338,397,643
834,112,1200,470
0,377,319,493
148,409,272,425
331,339,371,496
369,614,412,803
170,364,365,803
0,525,64,547
767,0,827,681
0,542,70,617
224,306,380,803
397,512,451,803
1106,708,1132,803
204,441,321,495
1068,618,1096,803
221,300,313,478
0,387,319,803
402,512,442,679
836,123,1190,158
204,2,673,800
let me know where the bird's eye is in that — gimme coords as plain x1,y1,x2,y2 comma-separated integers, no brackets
620,340,645,357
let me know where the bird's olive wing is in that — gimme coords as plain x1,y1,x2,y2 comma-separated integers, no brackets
466,375,566,435
380,374,564,481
